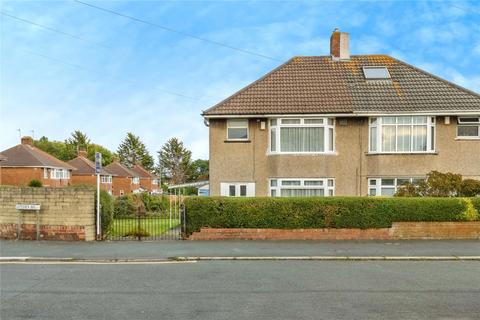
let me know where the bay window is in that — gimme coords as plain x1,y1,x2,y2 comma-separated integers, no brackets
368,177,424,196
50,168,70,180
457,116,480,139
369,116,435,153
269,118,335,153
269,178,335,197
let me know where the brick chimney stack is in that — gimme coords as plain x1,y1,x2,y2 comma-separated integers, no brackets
330,28,350,61
21,136,33,146
78,148,88,158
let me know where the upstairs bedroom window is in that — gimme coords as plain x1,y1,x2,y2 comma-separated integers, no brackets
227,119,249,140
457,116,480,139
369,116,435,153
269,118,335,154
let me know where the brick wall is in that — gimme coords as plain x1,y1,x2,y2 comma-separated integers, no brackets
1,167,70,187
0,186,95,241
112,176,132,196
71,175,113,193
188,222,480,240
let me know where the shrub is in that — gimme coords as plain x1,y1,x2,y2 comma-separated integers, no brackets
140,193,168,212
95,190,114,238
28,179,43,187
113,194,147,218
114,195,137,218
459,179,480,197
184,197,478,235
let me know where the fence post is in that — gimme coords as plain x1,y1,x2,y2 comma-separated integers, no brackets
137,214,141,241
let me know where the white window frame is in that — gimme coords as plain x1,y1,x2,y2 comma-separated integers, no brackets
457,116,480,139
268,118,335,154
220,182,255,197
368,116,436,154
362,66,391,80
50,168,70,180
132,177,140,184
101,175,112,184
269,178,335,197
152,179,159,185
43,168,49,179
368,177,424,196
226,119,249,141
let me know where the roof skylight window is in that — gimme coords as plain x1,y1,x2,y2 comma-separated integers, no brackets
363,66,391,80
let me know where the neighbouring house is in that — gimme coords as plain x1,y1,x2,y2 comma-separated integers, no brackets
130,164,161,194
68,149,115,194
105,161,141,196
203,29,480,197
198,183,209,196
0,136,76,187
0,152,7,185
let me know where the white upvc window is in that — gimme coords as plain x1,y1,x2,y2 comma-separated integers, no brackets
43,168,49,179
50,168,70,180
269,118,335,154
269,178,335,197
132,177,140,184
101,175,112,184
457,116,480,139
368,177,425,196
152,179,160,185
226,119,249,141
369,116,435,153
220,182,255,197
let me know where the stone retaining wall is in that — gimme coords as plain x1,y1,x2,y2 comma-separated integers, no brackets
0,186,95,241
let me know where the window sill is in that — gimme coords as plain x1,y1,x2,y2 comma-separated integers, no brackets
268,152,338,156
224,140,251,143
366,152,438,156
455,137,480,141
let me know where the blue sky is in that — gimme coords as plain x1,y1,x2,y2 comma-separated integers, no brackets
1,0,479,160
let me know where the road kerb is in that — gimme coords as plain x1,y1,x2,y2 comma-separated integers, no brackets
172,256,480,261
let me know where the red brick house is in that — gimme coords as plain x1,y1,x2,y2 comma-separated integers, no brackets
68,150,115,194
0,152,7,185
131,164,161,194
105,161,141,196
0,137,75,187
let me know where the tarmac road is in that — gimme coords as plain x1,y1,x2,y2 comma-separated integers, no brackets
1,260,479,320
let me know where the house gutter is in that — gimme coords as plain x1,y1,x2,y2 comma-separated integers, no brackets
202,110,480,119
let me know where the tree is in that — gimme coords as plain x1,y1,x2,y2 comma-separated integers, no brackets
158,138,193,185
34,133,115,165
34,136,70,161
189,159,209,181
87,144,116,166
117,133,155,171
65,130,91,160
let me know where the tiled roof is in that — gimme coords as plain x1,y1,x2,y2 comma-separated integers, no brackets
105,162,138,178
0,144,76,169
131,164,159,179
203,55,480,116
0,153,6,161
68,156,115,176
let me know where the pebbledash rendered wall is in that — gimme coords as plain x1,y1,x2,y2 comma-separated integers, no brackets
0,186,95,241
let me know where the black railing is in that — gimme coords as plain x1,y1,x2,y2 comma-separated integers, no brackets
107,213,182,240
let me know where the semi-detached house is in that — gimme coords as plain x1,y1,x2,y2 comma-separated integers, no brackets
203,29,480,197
0,136,75,187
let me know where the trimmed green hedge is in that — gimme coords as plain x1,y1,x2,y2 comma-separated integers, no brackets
184,197,480,235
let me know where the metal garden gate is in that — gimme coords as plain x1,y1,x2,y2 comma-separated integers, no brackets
107,192,185,241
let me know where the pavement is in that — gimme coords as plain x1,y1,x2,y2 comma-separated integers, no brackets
1,260,480,319
1,239,479,261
